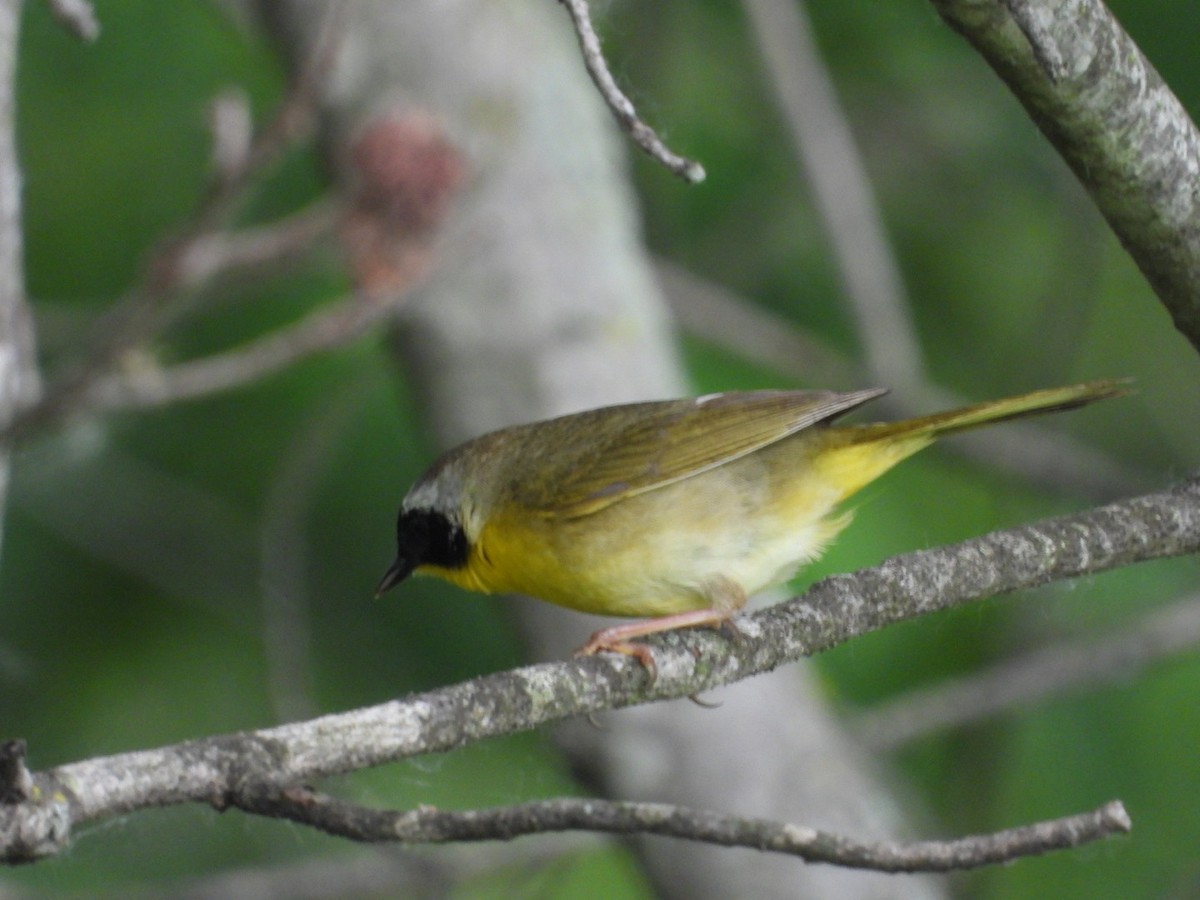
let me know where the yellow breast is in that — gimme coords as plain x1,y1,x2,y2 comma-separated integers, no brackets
436,436,864,619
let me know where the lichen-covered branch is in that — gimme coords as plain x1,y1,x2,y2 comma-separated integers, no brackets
929,0,1200,353
0,477,1195,862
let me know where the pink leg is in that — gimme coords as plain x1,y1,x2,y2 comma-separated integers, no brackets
578,608,732,654
576,578,748,676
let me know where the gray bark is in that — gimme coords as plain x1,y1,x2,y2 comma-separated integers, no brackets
931,0,1200,353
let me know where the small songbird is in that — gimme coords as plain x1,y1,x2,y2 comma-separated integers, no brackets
376,380,1124,666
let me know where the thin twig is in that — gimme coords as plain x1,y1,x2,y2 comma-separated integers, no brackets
853,593,1200,751
237,787,1130,873
198,2,343,222
0,478,1193,862
87,293,395,413
172,202,337,291
1,3,344,442
557,0,705,183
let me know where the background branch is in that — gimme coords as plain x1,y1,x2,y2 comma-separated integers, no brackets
1,4,341,442
257,387,366,724
85,291,399,412
743,0,924,391
43,0,98,42
170,201,336,291
853,591,1200,751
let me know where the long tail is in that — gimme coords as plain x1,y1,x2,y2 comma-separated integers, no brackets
814,379,1129,499
855,379,1130,442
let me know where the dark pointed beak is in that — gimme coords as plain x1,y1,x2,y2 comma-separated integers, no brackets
375,556,415,598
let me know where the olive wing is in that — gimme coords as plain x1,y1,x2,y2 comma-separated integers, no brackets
517,388,886,518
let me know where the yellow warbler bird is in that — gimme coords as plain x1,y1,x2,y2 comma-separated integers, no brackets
377,380,1124,665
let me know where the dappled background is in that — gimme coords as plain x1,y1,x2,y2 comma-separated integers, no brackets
4,1,1200,897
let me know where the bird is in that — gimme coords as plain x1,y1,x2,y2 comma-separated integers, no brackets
376,380,1125,668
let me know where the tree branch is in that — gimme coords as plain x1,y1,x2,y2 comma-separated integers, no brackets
85,291,397,412
1,3,342,442
557,0,705,183
170,201,336,291
929,0,1200,353
235,786,1130,873
0,477,1194,862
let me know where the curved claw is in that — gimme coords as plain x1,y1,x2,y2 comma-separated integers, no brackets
575,607,740,684
576,636,659,682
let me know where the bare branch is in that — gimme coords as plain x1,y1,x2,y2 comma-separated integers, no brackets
557,0,705,183
79,112,460,414
235,786,1130,873
929,0,1200,353
7,118,455,431
742,0,924,390
86,293,396,412
171,202,337,291
1,3,344,442
854,593,1200,751
0,478,1193,862
43,0,99,42
204,2,342,209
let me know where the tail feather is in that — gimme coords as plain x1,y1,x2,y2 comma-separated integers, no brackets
850,379,1131,444
812,379,1129,501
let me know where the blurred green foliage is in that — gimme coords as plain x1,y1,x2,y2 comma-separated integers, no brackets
2,0,1198,897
